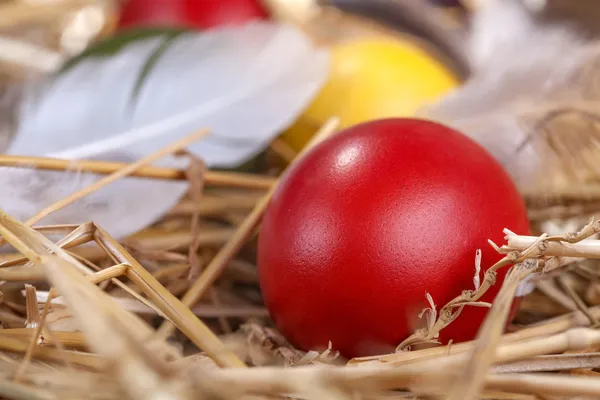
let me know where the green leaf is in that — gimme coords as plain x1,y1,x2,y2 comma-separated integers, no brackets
59,26,192,108
59,26,190,74
130,30,186,105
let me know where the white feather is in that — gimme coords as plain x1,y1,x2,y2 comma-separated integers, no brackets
421,0,592,188
1,22,329,239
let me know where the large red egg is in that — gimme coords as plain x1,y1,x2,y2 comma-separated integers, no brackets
117,0,269,31
257,118,530,358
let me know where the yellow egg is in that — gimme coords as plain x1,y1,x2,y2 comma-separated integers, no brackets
280,38,460,152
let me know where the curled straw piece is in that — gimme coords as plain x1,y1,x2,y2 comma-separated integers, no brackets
361,302,600,367
395,218,600,351
501,233,600,259
399,218,600,399
448,259,541,400
335,219,600,396
156,116,341,340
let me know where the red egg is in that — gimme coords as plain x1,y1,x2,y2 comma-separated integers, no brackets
117,0,269,31
257,118,530,358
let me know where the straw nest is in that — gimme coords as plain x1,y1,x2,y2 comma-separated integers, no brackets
2,1,600,400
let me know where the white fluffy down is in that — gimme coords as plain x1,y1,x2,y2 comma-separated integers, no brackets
422,0,592,189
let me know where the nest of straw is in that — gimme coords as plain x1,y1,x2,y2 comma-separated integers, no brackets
5,119,600,400
3,2,600,400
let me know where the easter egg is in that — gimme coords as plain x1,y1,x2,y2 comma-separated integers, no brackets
117,0,269,31
258,118,530,358
279,38,459,152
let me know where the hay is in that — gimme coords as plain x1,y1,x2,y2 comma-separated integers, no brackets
0,115,597,400
2,2,600,399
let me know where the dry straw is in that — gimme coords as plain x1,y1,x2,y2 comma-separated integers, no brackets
156,117,341,340
3,2,600,398
0,113,598,399
0,154,276,190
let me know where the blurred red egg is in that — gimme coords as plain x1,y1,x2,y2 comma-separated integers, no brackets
117,0,269,31
257,118,530,358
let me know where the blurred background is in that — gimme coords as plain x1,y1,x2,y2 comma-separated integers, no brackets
0,0,468,155
0,0,485,239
